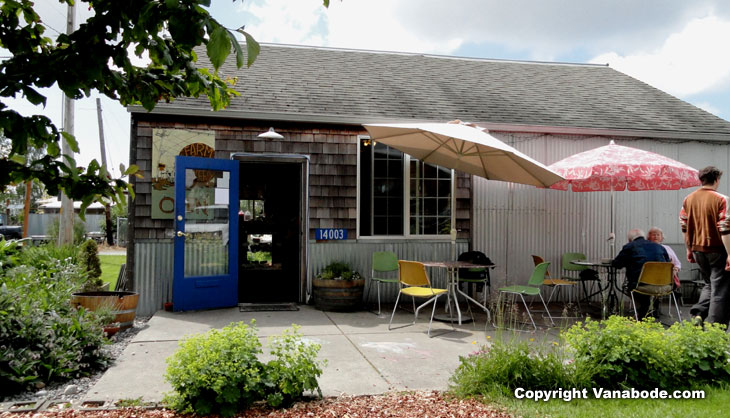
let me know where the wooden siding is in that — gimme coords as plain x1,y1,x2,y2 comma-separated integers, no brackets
129,115,472,242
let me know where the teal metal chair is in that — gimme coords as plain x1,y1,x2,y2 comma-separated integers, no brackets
365,251,400,315
496,262,555,331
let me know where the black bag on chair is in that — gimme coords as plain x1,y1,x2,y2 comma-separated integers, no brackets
457,251,492,292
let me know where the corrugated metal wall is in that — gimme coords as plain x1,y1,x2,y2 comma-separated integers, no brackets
473,133,730,296
134,238,466,316
134,240,174,317
310,240,468,303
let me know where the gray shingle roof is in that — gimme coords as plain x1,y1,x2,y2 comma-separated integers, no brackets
145,43,730,140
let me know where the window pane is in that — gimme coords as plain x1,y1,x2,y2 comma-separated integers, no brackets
438,166,451,179
424,179,437,196
424,198,437,216
388,197,402,216
438,179,451,196
424,163,437,179
437,217,451,235
362,143,404,236
409,160,452,236
388,216,403,235
373,216,388,235
423,217,437,235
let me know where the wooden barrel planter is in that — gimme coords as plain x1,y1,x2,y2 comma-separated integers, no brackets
312,279,365,311
70,291,139,330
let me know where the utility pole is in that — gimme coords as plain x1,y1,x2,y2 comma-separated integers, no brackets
96,98,114,245
58,2,75,245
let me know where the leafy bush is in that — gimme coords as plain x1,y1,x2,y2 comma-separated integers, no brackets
316,261,361,280
79,239,103,290
164,321,324,416
16,243,80,271
563,316,730,389
450,339,595,397
0,260,111,397
0,238,23,271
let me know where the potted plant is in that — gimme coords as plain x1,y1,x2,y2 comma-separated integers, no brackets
70,239,139,330
312,261,365,311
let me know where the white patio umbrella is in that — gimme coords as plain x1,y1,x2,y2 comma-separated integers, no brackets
363,121,565,187
363,121,564,262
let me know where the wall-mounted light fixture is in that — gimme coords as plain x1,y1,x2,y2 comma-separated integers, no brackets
257,127,284,139
362,138,377,147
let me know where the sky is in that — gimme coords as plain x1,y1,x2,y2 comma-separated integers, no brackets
6,0,730,175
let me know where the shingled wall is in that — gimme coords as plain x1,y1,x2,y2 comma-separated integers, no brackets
129,114,471,241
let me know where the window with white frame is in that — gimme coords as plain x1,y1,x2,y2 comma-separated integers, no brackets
359,138,452,237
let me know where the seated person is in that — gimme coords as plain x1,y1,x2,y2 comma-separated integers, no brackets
647,226,681,288
612,228,670,319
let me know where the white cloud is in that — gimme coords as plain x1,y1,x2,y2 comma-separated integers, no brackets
237,0,462,54
590,16,730,98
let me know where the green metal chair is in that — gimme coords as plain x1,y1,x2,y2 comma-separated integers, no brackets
365,251,400,315
496,262,555,331
561,252,601,302
532,255,581,318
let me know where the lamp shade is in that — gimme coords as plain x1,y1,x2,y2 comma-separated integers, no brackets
258,127,284,139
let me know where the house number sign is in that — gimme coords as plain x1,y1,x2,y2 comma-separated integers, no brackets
315,228,347,240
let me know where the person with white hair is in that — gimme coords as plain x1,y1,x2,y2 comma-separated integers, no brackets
612,228,670,319
648,226,681,288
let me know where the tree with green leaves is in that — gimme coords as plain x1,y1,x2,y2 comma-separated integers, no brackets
1,0,329,212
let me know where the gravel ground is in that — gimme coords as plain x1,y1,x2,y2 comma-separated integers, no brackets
2,391,514,417
3,317,150,404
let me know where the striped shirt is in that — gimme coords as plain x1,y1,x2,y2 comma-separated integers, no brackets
680,188,730,253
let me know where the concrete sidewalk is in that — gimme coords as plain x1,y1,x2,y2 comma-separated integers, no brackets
84,305,561,403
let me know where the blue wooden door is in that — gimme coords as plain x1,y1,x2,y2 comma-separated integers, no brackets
173,156,239,311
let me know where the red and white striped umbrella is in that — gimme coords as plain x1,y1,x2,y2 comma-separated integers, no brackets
549,140,700,192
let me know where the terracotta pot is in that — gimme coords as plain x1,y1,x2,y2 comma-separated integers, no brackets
103,324,120,337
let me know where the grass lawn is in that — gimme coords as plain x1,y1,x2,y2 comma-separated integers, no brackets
99,254,125,290
483,385,729,418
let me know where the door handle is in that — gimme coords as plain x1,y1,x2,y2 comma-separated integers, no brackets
176,231,187,237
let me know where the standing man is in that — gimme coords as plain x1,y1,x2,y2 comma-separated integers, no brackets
679,166,730,326
612,228,670,319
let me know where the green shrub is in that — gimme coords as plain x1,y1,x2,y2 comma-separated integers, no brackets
316,261,361,280
0,238,23,271
262,325,323,407
563,316,730,389
79,240,103,290
450,339,595,397
17,243,80,271
164,321,324,416
0,261,110,397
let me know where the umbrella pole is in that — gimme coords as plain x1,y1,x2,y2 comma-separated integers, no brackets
610,188,615,258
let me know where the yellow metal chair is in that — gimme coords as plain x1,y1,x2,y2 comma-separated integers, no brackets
631,261,681,321
532,255,581,318
388,260,453,337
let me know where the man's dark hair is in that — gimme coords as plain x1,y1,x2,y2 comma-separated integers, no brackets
699,166,723,185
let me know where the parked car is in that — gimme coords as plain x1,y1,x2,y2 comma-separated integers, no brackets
0,214,22,239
